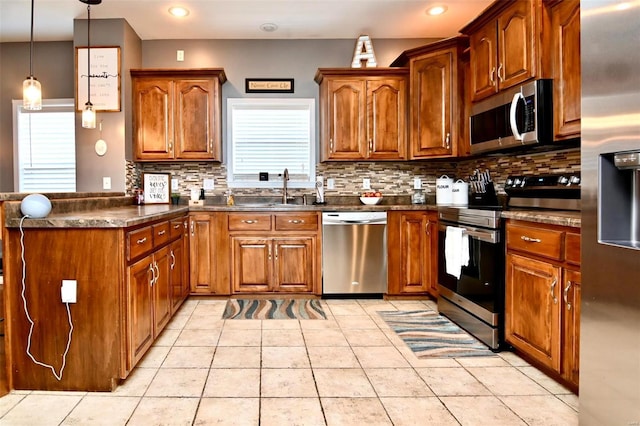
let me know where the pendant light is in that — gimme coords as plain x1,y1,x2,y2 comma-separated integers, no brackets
23,0,41,110
80,0,101,129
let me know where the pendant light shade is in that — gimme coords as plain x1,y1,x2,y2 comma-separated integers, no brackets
23,0,42,110
80,0,101,129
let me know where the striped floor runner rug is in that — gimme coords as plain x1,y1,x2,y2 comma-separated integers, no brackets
222,299,327,320
378,310,496,358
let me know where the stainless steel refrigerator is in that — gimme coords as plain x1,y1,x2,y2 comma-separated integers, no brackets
581,1,640,424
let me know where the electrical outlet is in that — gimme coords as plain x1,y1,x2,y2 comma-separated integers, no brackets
363,178,371,190
414,177,422,189
102,177,111,190
171,178,179,190
203,178,215,190
61,280,77,303
177,50,184,61
327,178,335,189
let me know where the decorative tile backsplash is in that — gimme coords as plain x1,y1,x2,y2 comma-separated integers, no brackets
129,147,580,197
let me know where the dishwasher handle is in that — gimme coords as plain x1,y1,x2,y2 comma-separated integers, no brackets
323,218,387,225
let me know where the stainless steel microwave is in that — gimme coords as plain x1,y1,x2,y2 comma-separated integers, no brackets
469,79,553,155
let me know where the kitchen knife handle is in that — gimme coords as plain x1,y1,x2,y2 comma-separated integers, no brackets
550,278,558,304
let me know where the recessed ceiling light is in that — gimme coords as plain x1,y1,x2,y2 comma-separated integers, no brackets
260,23,278,33
169,6,189,18
426,5,448,16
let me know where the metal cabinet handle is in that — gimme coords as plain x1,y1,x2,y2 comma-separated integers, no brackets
288,219,305,224
173,223,181,230
149,263,155,286
329,138,334,153
241,219,258,224
170,250,176,269
425,221,431,236
490,67,496,84
498,63,504,81
137,237,147,245
445,133,450,149
157,230,166,236
268,244,272,260
191,220,195,236
369,139,373,152
210,139,213,151
550,278,558,305
275,245,278,260
564,281,573,310
154,262,160,285
520,235,542,243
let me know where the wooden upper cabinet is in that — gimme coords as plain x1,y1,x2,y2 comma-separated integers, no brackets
548,0,581,140
463,0,541,102
393,37,468,159
131,69,226,162
315,68,409,161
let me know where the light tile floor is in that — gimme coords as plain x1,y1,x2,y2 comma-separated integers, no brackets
0,298,579,425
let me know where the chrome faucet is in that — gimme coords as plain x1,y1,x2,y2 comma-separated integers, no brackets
282,168,289,204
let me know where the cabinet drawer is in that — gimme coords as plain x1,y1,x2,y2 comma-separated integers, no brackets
228,213,272,231
565,232,581,265
128,226,153,261
152,221,171,247
275,212,319,231
507,223,563,260
170,218,185,240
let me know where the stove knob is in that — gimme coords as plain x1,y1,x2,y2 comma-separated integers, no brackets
520,177,526,187
505,178,513,187
513,177,522,187
570,176,581,185
558,176,569,185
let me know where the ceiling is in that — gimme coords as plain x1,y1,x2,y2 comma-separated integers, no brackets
0,0,493,43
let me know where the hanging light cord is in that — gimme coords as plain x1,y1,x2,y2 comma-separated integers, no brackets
86,4,91,104
29,0,34,77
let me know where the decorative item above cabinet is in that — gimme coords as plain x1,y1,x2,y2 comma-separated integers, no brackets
131,68,227,162
391,37,470,159
315,68,409,162
460,0,548,103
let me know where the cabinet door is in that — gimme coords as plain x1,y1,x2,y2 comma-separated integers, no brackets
469,20,498,101
189,214,215,293
550,0,581,140
153,245,172,334
133,79,174,160
128,255,155,366
326,79,367,160
497,0,535,91
231,237,272,292
169,237,185,313
174,79,220,160
273,237,314,293
562,268,581,386
506,253,561,371
367,78,407,160
410,52,454,158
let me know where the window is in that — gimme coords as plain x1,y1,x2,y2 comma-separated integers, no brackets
226,98,316,188
12,99,76,192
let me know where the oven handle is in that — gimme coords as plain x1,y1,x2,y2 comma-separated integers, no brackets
439,223,500,244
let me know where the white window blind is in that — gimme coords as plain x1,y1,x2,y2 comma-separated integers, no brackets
13,99,76,193
227,98,315,188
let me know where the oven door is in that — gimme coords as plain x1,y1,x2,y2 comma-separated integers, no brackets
437,222,504,322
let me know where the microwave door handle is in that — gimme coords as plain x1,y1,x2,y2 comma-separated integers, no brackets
509,92,525,141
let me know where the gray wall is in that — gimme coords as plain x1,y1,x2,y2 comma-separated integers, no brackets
0,42,75,192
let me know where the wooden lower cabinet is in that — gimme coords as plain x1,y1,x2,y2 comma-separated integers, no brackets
505,253,561,371
562,268,581,387
189,212,230,295
387,211,438,296
505,219,581,390
231,236,314,293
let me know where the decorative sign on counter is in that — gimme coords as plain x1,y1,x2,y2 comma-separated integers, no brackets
142,173,171,204
75,46,121,111
245,78,294,93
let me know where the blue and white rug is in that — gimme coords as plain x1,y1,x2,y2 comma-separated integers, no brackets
378,310,497,358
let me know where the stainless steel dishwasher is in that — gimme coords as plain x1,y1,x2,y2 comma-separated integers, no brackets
322,211,387,296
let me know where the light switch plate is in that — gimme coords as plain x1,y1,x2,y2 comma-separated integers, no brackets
171,178,179,190
363,178,371,190
327,178,335,189
102,177,111,190
203,178,215,190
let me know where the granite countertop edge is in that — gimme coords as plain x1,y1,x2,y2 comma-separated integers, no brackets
502,210,581,228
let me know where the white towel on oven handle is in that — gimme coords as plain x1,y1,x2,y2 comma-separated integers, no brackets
445,226,470,279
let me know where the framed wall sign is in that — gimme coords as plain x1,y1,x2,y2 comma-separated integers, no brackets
245,78,294,93
142,173,171,204
75,46,121,112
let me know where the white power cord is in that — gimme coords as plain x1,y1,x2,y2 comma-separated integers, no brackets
19,215,73,381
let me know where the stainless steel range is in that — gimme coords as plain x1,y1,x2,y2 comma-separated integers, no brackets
436,173,581,351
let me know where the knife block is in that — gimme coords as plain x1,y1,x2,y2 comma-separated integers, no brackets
470,182,499,206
